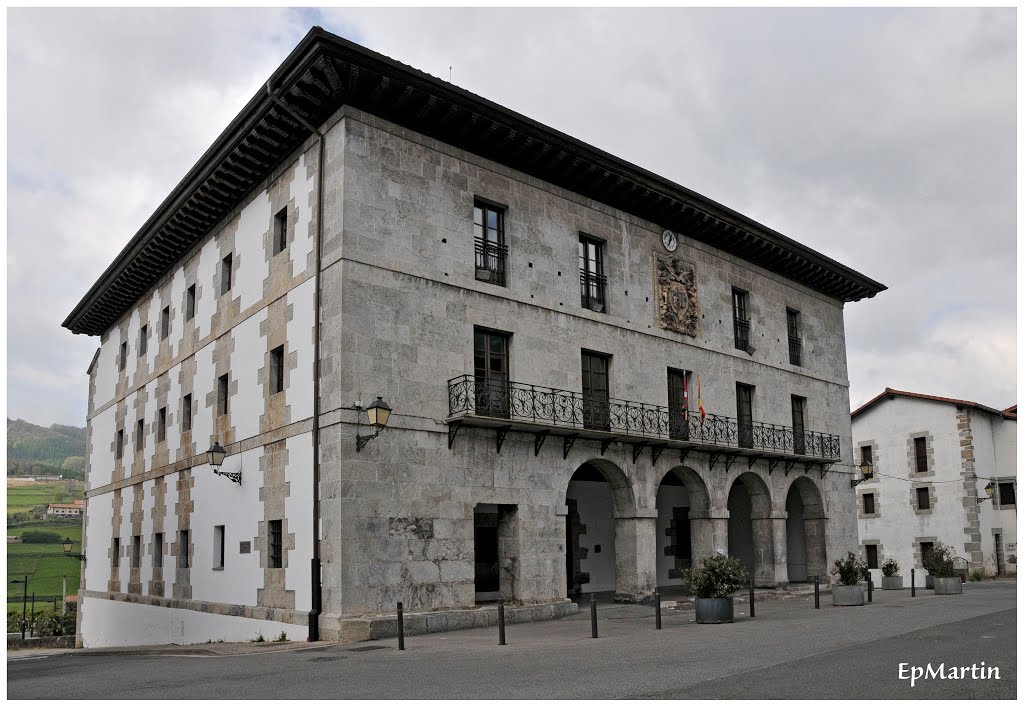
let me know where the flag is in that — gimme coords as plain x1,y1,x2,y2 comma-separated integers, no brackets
682,374,689,420
697,375,706,421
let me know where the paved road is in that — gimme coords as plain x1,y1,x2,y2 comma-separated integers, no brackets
8,581,1016,699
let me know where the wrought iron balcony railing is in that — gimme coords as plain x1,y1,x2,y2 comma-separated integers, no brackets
580,270,607,312
448,375,841,460
788,336,802,367
734,317,751,351
474,237,507,286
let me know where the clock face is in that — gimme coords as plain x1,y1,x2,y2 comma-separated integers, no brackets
662,229,678,252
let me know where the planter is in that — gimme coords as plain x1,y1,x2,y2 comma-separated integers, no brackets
925,575,934,589
933,577,963,595
881,576,903,590
694,597,734,624
832,584,865,606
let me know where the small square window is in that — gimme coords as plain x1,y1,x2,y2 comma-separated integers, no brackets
182,394,193,433
186,285,196,322
213,525,225,570
270,346,285,395
112,537,121,568
268,519,283,568
139,325,148,357
119,342,128,372
221,253,233,296
916,487,931,510
153,533,164,568
217,374,229,416
273,208,288,254
115,429,124,460
863,493,876,515
161,306,170,340
865,545,878,569
998,482,1016,506
178,529,191,569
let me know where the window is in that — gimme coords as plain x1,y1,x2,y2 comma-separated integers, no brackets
157,407,167,443
581,351,611,431
913,437,928,473
139,325,148,357
473,328,510,417
787,308,801,366
861,445,873,467
865,545,879,569
268,519,283,568
213,525,225,570
131,535,141,569
153,533,163,568
112,538,120,568
115,429,124,460
182,394,193,432
736,383,755,448
916,487,931,510
863,493,876,515
221,253,233,296
160,306,170,340
920,541,934,566
998,482,1016,506
667,368,690,441
579,235,606,312
732,288,750,351
791,395,806,455
217,374,229,416
185,284,196,322
136,419,145,452
119,342,128,372
473,201,507,286
178,529,190,568
270,346,285,395
273,208,288,254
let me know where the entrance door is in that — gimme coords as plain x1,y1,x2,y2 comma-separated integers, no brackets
582,351,611,431
474,329,510,417
736,383,754,449
474,507,500,602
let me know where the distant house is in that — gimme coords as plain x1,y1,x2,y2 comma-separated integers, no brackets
46,503,83,518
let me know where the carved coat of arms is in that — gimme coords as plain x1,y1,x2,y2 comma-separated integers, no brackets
654,254,701,337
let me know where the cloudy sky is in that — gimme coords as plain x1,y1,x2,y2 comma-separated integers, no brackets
7,7,1017,427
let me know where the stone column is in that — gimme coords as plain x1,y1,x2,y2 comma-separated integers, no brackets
770,515,790,586
805,517,829,580
690,510,729,565
613,510,658,603
751,516,778,587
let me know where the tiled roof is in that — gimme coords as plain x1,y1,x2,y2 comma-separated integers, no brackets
852,387,1016,420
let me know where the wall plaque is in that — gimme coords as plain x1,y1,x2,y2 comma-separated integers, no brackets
654,254,701,337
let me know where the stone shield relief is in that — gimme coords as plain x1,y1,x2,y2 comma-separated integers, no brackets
654,254,701,337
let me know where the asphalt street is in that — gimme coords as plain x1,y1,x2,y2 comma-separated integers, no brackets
7,580,1016,700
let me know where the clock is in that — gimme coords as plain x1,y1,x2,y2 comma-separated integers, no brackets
662,229,678,252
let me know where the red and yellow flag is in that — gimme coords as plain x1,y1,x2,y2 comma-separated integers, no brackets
697,375,706,421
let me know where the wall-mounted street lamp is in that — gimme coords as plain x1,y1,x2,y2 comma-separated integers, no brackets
851,460,874,488
356,397,393,452
977,482,995,504
62,538,86,561
207,441,241,484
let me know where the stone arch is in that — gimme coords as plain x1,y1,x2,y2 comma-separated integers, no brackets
727,471,776,586
654,466,714,586
785,476,828,582
564,459,652,602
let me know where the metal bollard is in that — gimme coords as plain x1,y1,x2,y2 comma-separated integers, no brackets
590,594,599,638
911,569,915,597
397,601,405,651
867,577,873,603
654,592,662,630
814,575,820,609
749,577,756,618
498,600,506,646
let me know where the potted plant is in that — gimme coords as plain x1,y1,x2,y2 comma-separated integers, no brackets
682,554,747,623
924,543,962,595
831,552,868,606
880,558,903,590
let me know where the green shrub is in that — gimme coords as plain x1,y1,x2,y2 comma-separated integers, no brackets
20,530,64,544
922,542,957,578
8,605,76,636
252,633,265,643
832,552,868,586
682,554,747,598
969,569,985,582
881,558,900,577
274,631,288,642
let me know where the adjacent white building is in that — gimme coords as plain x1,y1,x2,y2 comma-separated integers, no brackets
852,388,1016,583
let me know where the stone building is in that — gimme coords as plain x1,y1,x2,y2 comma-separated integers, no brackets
63,27,885,647
852,389,1016,582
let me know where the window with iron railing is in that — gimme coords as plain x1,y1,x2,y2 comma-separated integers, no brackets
473,327,510,418
787,308,802,366
474,201,507,286
579,235,607,312
791,395,806,455
733,288,750,350
736,383,755,448
581,351,611,431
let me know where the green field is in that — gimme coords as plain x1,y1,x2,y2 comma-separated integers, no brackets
8,482,85,601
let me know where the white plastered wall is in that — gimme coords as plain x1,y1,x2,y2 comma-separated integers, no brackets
235,189,271,313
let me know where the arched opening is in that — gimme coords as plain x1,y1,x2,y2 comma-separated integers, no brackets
786,477,827,582
655,467,711,588
564,460,633,599
727,472,776,586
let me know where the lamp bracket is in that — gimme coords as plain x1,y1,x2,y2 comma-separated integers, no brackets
214,469,242,484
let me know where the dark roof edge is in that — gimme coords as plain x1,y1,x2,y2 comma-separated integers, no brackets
851,387,1015,420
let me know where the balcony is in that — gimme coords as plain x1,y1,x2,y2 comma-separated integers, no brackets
734,317,750,351
474,237,507,287
447,375,841,472
580,271,607,312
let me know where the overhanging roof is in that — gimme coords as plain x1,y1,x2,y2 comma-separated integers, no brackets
63,26,887,336
851,387,1016,420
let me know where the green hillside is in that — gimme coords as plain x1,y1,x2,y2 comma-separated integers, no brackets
7,418,87,480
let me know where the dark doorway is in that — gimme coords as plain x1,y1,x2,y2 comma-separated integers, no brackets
474,506,500,601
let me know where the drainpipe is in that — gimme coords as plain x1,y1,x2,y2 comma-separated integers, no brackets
266,80,325,642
